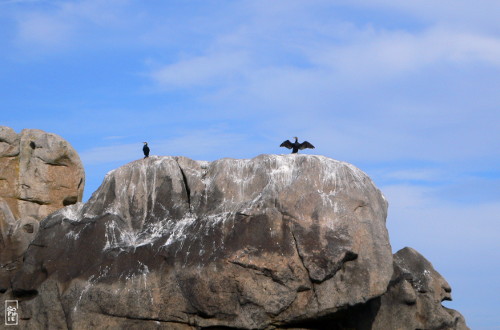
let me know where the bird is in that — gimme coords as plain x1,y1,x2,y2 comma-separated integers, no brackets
280,137,315,154
143,142,150,158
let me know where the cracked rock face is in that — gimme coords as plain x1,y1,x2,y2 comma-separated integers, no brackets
12,154,393,329
0,126,85,291
370,247,469,330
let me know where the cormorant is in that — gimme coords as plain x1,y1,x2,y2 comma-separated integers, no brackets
143,142,150,158
280,137,315,154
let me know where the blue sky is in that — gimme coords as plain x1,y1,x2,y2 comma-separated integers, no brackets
1,0,499,328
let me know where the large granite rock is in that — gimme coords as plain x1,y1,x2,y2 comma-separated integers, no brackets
286,247,469,330
0,126,85,291
12,154,393,329
370,247,469,330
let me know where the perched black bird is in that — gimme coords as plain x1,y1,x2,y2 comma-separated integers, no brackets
280,137,315,154
143,142,150,158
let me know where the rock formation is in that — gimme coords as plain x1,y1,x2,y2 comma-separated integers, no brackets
369,247,469,330
0,126,85,292
7,154,467,329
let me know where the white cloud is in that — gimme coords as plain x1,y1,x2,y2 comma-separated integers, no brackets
3,2,498,327
336,0,500,32
150,52,251,89
58,0,131,27
8,0,496,166
16,11,73,47
382,182,500,324
383,183,500,253
10,0,137,53
144,7,500,114
0,0,46,4
304,27,500,86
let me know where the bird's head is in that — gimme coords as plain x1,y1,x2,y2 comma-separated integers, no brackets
293,136,298,141
143,142,148,145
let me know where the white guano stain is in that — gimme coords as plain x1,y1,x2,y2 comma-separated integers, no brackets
62,155,381,259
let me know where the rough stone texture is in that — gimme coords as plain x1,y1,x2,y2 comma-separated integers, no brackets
0,126,85,291
6,154,468,329
11,154,394,329
278,247,470,330
0,126,85,220
0,198,39,292
370,247,469,330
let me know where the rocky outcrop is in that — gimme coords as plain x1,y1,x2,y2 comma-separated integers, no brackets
11,154,392,328
7,154,467,329
370,247,469,330
0,126,85,292
285,247,469,329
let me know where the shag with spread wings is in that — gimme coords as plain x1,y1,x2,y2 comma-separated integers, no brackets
280,137,315,154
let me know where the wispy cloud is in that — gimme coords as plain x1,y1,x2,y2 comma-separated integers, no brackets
383,181,500,325
149,26,500,93
150,51,251,89
9,0,138,54
1,2,498,328
383,182,500,253
0,0,47,4
16,11,73,47
306,28,500,84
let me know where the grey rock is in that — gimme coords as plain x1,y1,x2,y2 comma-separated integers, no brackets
0,126,19,157
0,198,39,278
279,247,470,330
0,127,85,220
0,126,85,291
370,247,469,330
12,154,393,329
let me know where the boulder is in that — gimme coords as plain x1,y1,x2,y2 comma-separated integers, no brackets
12,154,393,329
370,247,469,330
0,126,85,291
282,247,470,330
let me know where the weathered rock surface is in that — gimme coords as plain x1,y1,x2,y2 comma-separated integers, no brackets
369,247,469,330
285,247,469,330
7,154,468,329
0,126,85,291
12,154,393,329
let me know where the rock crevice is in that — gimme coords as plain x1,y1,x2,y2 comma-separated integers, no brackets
3,153,467,329
0,126,84,292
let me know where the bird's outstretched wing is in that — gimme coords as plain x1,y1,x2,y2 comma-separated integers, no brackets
299,141,315,150
280,140,293,149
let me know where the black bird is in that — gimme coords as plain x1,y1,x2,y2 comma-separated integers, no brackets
143,142,150,158
280,137,315,154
